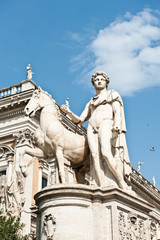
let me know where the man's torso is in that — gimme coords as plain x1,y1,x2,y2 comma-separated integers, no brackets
89,91,113,130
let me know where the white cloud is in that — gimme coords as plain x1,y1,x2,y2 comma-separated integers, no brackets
71,9,160,96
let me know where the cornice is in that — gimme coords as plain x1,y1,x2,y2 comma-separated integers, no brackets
0,119,39,145
0,89,35,113
128,169,160,206
0,107,24,120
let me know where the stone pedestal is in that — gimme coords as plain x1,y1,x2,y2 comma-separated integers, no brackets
35,184,154,240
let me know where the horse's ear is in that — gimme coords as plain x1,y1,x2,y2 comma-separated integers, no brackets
37,87,42,92
34,87,41,97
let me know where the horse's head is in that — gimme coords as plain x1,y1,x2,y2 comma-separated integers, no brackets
25,87,52,117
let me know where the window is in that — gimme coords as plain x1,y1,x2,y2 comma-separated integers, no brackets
0,170,6,176
42,177,47,188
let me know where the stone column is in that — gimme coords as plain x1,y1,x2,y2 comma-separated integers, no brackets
7,154,13,182
47,158,57,186
38,159,44,191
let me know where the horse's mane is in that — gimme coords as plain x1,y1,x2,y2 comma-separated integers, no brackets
53,101,62,121
36,87,62,121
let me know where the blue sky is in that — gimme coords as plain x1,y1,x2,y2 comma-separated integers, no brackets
0,0,160,187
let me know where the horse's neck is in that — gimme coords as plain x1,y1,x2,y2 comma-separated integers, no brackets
42,103,55,113
40,103,59,130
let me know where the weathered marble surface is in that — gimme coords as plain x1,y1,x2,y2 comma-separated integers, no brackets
61,71,132,190
35,184,156,240
19,87,89,184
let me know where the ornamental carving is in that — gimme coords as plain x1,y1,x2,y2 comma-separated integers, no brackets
150,220,157,240
0,171,25,217
13,129,35,147
43,214,56,240
119,212,126,240
119,212,146,240
0,145,14,159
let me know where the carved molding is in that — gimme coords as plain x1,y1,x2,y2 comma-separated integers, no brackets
39,159,49,170
0,109,24,120
0,144,14,160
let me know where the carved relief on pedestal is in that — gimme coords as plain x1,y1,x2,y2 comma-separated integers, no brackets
119,212,127,240
138,219,147,239
150,220,157,240
119,211,147,240
43,214,56,240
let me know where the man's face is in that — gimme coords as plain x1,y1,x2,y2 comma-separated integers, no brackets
93,75,107,90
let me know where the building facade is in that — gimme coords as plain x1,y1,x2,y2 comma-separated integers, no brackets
0,67,160,239
0,72,84,238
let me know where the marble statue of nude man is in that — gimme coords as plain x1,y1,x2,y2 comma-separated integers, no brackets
61,71,131,189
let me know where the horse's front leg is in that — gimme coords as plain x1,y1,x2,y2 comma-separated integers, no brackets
55,147,65,183
19,146,47,177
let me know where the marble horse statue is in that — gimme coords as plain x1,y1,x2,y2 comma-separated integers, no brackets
19,87,89,183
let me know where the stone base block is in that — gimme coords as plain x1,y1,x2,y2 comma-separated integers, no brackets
35,184,153,240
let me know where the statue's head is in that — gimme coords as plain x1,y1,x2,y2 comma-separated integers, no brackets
91,71,110,87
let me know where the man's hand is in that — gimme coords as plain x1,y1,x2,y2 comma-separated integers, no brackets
112,126,120,132
60,104,71,114
112,126,121,138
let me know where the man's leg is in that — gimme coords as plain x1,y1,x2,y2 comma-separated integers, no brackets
98,120,127,189
87,124,103,186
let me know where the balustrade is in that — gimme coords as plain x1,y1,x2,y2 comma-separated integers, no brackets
0,83,22,98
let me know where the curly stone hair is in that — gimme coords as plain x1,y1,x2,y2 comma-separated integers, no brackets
91,71,110,86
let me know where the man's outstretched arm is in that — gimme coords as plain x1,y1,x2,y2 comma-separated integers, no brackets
61,102,90,124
